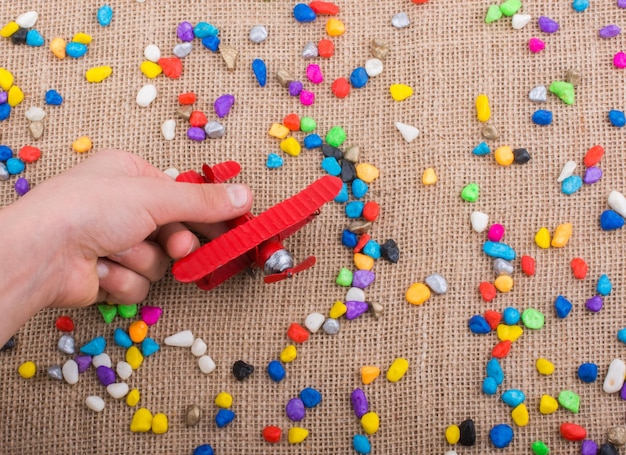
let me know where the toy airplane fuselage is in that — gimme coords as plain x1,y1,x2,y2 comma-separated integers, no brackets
172,161,342,290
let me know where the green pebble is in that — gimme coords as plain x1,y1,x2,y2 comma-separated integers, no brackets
549,81,575,105
117,303,138,319
336,267,353,287
300,116,316,133
557,390,580,413
461,183,479,202
521,308,544,329
500,0,522,16
325,126,347,148
98,303,118,324
531,440,550,455
485,4,503,23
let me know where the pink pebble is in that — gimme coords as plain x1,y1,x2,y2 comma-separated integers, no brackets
300,90,315,106
528,38,545,53
487,224,505,242
140,305,163,325
306,64,324,84
614,51,626,68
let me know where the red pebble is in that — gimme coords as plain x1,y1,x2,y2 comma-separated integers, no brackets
178,92,196,105
287,323,310,343
570,257,588,280
479,281,497,302
521,255,536,276
560,422,587,441
331,77,350,98
491,340,511,359
412,0,429,3
318,39,335,58
309,1,340,15
484,310,502,330
18,146,41,163
262,425,282,443
362,201,380,222
158,57,183,79
189,110,208,127
55,315,74,332
353,233,372,253
283,113,301,131
583,145,604,167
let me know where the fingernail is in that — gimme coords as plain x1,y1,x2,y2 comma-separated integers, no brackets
225,184,249,209
96,260,109,279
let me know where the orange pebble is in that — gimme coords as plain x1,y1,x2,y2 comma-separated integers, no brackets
583,145,604,167
492,340,512,359
353,233,371,253
362,201,380,222
283,113,301,131
361,365,381,385
178,92,196,104
158,57,183,79
484,310,502,330
570,257,588,280
18,146,41,163
309,1,340,15
287,323,309,343
479,282,497,302
128,320,148,343
318,39,335,58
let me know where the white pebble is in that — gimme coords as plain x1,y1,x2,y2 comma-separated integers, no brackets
16,11,38,28
395,122,419,143
608,190,626,218
163,167,180,179
445,451,458,455
391,12,410,28
173,42,193,58
85,396,105,412
191,338,208,357
249,25,268,43
106,382,130,399
528,85,547,103
116,361,133,380
557,160,577,182
511,13,532,30
164,329,195,347
161,119,176,140
345,287,366,302
62,359,79,385
136,84,157,107
364,58,383,77
302,42,318,59
144,44,161,62
198,355,216,374
603,358,626,393
304,312,325,333
92,353,112,368
25,106,45,122
470,211,489,233
425,273,448,294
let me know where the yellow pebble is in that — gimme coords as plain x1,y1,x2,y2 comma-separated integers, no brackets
326,18,345,36
7,85,24,107
551,223,573,248
534,227,551,249
268,123,290,139
215,391,233,408
445,424,461,444
18,361,36,379
389,83,413,101
496,324,524,342
0,68,14,91
72,32,93,45
361,412,380,435
0,22,19,38
280,345,297,363
85,65,113,83
511,403,529,427
329,300,347,319
475,94,491,122
386,357,409,383
355,163,380,183
354,253,374,271
126,388,140,407
539,394,559,415
494,145,514,166
360,365,380,385
536,358,555,376
422,167,437,185
130,407,153,432
280,137,301,157
72,136,93,153
50,37,67,59
405,282,430,305
140,60,162,79
494,275,513,293
288,427,309,444
126,346,144,370
151,413,168,434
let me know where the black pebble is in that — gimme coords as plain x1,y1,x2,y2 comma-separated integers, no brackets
11,28,28,45
1,336,15,352
513,148,531,164
340,160,357,183
232,360,254,381
600,443,619,455
380,239,400,263
321,144,343,160
459,419,476,446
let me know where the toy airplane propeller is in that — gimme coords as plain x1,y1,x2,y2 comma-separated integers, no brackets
172,161,342,290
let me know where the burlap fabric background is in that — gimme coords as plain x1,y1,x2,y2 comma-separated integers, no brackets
1,0,626,453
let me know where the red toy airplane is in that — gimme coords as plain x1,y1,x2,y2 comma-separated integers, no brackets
172,161,342,290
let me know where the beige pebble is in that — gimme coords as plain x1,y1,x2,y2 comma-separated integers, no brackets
29,121,44,140
371,38,390,59
177,105,193,120
276,69,294,87
608,426,626,446
566,68,581,87
369,301,383,319
348,220,372,234
220,45,238,70
343,145,360,163
185,404,201,427
481,124,500,140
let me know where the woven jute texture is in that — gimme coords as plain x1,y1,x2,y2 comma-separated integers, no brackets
2,0,626,453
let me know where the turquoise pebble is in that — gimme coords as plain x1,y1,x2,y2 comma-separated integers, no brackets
609,109,626,127
618,328,626,344
293,3,317,23
0,145,12,160
26,30,44,47
554,295,573,318
113,328,133,348
321,157,341,176
351,179,369,198
194,22,219,38
97,4,113,26
502,389,525,407
66,42,88,58
45,89,63,105
532,109,553,126
80,336,106,356
483,241,516,261
140,338,160,357
486,358,504,384
342,229,357,247
215,409,236,428
267,360,286,382
266,153,283,169
201,35,220,52
578,362,598,382
300,387,322,408
597,274,612,296
251,59,267,87
335,183,349,203
353,434,371,454
468,315,491,334
362,240,381,259
0,103,11,121
350,67,369,88
561,175,583,195
472,141,491,156
345,201,364,218
572,0,590,11
502,307,520,325
193,445,214,455
490,424,514,448
483,377,498,395
303,133,322,149
6,158,25,175
600,210,625,231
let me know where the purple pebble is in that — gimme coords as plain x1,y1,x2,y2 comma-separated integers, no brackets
288,80,303,96
352,270,376,289
96,365,116,386
0,91,7,104
74,355,92,373
14,177,29,196
599,24,621,39
285,397,306,421
619,0,626,8
187,126,206,141
214,94,235,118
581,440,599,455
538,16,559,34
620,382,626,400
177,21,195,42
585,295,603,312
583,166,602,184
350,388,368,418
345,301,369,320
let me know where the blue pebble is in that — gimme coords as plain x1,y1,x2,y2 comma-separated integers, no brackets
66,42,88,59
353,434,371,454
194,21,219,38
468,315,491,334
293,3,317,22
609,109,626,127
532,109,553,126
321,157,341,176
0,145,13,161
472,141,491,156
0,103,11,121
561,175,582,195
215,409,236,428
350,67,369,89
600,210,625,231
597,274,612,296
486,358,504,385
45,89,63,106
490,424,514,448
26,30,44,47
303,133,323,149
482,377,498,395
342,229,358,248
267,360,286,382
482,241,516,261
193,445,214,455
578,362,598,382
300,387,322,408
345,201,365,218
6,158,25,175
140,337,160,357
251,58,267,87
362,240,381,259
201,35,220,52
351,179,369,199
554,295,573,318
502,307,520,325
266,153,283,169
113,328,133,348
502,389,525,407
80,336,106,356
618,328,626,344
335,183,349,203
97,4,113,26
572,0,590,12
